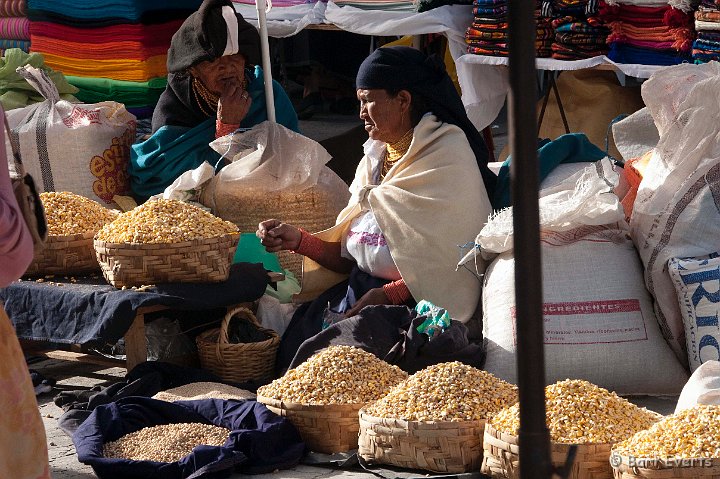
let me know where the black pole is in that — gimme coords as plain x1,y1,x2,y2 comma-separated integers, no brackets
507,1,552,479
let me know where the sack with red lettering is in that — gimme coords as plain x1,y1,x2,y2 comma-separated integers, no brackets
5,65,135,205
482,225,688,394
668,254,720,372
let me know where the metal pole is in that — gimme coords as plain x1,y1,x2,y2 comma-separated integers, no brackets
255,0,276,122
507,0,551,478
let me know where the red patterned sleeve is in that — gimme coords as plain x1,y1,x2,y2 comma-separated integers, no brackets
382,279,412,305
292,228,353,273
215,120,240,138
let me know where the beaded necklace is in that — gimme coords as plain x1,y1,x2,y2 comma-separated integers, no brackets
192,76,219,116
381,128,414,180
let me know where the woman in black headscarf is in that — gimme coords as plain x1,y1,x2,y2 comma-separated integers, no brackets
258,46,495,373
130,0,299,199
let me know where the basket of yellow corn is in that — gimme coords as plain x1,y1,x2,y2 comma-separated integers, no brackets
358,362,517,474
93,199,239,288
482,380,663,479
25,192,118,276
610,404,720,479
256,346,407,454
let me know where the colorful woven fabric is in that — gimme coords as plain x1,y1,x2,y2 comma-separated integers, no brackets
696,8,720,22
599,2,692,28
27,8,195,26
0,17,29,41
31,37,169,61
0,0,26,17
39,52,168,82
0,39,28,52
697,30,720,40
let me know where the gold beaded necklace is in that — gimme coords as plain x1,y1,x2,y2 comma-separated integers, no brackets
192,76,219,116
381,128,414,180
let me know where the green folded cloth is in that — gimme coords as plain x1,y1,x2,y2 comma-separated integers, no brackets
66,75,168,108
0,48,78,109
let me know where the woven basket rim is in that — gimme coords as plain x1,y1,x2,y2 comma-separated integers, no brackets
46,231,97,241
257,394,368,411
359,409,486,427
93,232,240,248
610,451,720,465
485,422,614,448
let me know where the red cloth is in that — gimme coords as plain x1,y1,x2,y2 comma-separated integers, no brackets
28,20,183,46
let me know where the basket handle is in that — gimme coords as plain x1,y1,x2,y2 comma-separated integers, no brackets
218,306,261,345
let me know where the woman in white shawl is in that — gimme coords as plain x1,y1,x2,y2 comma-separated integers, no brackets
258,46,495,372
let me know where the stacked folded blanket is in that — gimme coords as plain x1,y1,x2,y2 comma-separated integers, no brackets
693,0,720,62
599,0,694,65
28,0,202,118
0,0,29,54
465,0,554,57
543,0,610,60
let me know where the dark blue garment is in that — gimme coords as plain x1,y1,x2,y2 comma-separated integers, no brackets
608,43,690,66
276,266,411,375
73,397,305,479
494,133,607,209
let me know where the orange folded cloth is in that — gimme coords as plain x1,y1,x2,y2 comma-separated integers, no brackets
38,52,167,82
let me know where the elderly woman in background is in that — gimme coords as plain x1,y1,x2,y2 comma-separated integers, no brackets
258,46,496,372
0,114,50,478
130,0,299,199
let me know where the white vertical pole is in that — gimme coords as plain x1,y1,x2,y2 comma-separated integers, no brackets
256,0,276,122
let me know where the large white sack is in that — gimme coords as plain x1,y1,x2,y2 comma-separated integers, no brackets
668,254,720,371
482,225,689,395
675,360,720,414
629,62,720,366
6,65,136,205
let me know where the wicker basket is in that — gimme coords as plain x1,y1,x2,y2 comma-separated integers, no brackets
195,306,279,383
482,422,614,479
256,395,363,454
25,231,99,276
94,233,239,288
610,453,720,479
358,410,484,473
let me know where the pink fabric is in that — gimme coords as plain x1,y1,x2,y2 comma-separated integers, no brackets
0,121,33,287
0,16,29,40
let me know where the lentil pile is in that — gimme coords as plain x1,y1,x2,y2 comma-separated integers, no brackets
103,423,230,462
613,404,720,458
41,191,118,236
364,362,517,422
490,379,661,444
95,199,238,244
257,346,407,405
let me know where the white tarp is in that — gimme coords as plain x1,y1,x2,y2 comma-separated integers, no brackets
233,1,326,37
456,54,664,131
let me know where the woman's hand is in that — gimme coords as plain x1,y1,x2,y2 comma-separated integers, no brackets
217,78,251,125
344,287,391,318
257,219,302,253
